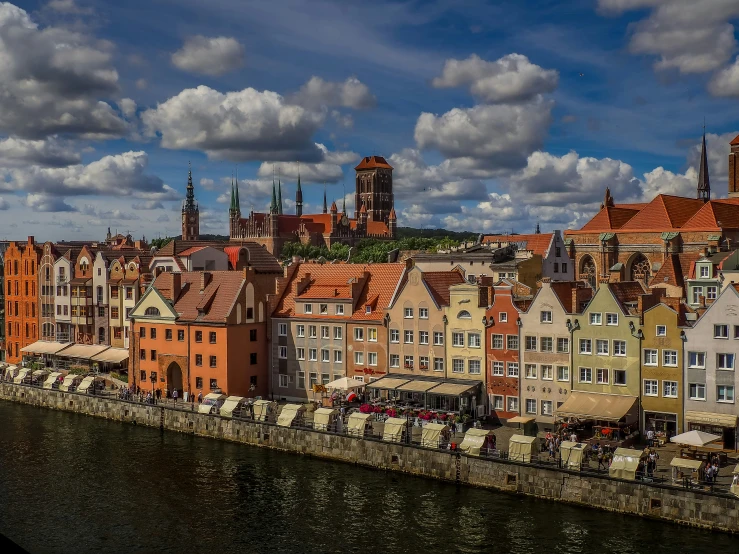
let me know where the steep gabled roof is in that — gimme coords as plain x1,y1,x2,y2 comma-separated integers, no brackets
481,233,553,256
550,281,593,314
422,271,466,307
682,198,739,230
608,281,648,314
650,254,685,289
619,195,704,230
151,271,245,323
579,206,641,231
354,156,393,170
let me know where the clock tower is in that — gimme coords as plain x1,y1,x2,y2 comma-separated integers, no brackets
181,163,200,241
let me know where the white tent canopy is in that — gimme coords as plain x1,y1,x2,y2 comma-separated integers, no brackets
670,430,721,447
325,377,365,391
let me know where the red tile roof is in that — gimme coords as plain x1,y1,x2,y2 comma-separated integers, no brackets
152,271,245,323
481,233,553,256
178,246,207,257
609,281,647,313
422,270,466,307
650,254,684,289
682,198,739,230
579,206,641,231
550,281,593,313
223,243,282,273
731,135,739,146
354,156,393,170
619,195,704,230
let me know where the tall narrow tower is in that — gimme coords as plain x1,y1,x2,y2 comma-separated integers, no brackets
697,130,711,203
295,168,303,217
354,156,394,222
729,135,739,198
181,162,199,241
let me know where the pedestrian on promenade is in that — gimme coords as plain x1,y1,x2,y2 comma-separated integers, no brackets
569,431,577,443
197,390,203,404
597,446,606,470
173,388,179,404
646,428,654,448
155,388,161,404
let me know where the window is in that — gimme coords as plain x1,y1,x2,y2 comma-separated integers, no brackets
368,328,377,342
354,328,364,341
468,333,481,348
419,307,429,319
419,356,429,369
309,348,317,361
319,304,328,315
717,353,735,370
296,324,305,338
150,350,157,361
609,370,625,386
321,348,330,363
419,331,429,345
492,361,504,376
390,354,399,368
525,399,537,414
689,383,706,400
355,351,364,365
195,354,202,366
717,385,735,403
590,313,602,325
493,396,504,411
663,381,678,398
452,359,464,373
278,346,287,359
335,305,344,315
452,332,464,347
579,367,592,383
457,310,472,319
165,329,172,341
613,340,626,356
405,356,414,369
194,331,202,343
579,339,591,354
178,330,185,341
525,336,537,351
390,329,399,343
404,307,413,319
433,332,444,346
491,334,504,349
714,324,729,338
525,364,537,379
434,358,444,372
643,379,658,396
540,337,553,352
209,331,216,344
125,287,133,300
318,325,328,339
596,368,609,384
499,312,508,323
699,265,710,278
140,327,146,339
507,362,519,377
556,338,569,353
209,356,217,368
334,327,342,340
309,325,317,338
707,286,718,301
688,352,706,368
303,304,313,314
540,311,552,323
735,326,739,339
278,375,289,388
368,352,377,366
557,366,569,381
692,287,703,305
663,350,678,367
278,324,287,337
139,349,146,361
507,335,518,350
195,377,203,389
541,401,553,416
656,325,666,337
542,365,553,380
309,373,318,386
297,372,305,389
606,313,618,326
553,263,559,274
404,330,414,344
507,397,519,412
595,339,609,356
296,348,305,360
643,349,658,365
468,360,481,374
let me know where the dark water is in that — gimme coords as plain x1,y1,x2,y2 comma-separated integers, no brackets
0,403,737,554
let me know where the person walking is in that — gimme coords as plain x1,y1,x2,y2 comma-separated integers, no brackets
646,428,655,448
173,388,179,404
197,390,203,404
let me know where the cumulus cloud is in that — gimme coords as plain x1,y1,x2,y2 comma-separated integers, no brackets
0,137,80,167
132,200,164,210
142,85,325,162
171,35,245,76
0,196,8,210
80,204,139,220
598,0,739,74
23,193,76,212
256,144,359,183
291,76,376,109
199,178,216,190
432,54,558,103
0,3,126,139
709,57,739,97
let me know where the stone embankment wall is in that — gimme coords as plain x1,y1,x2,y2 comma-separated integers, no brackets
2,383,738,534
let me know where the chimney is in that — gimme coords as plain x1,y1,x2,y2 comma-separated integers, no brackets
572,287,579,314
171,273,182,301
699,294,706,309
27,236,34,246
200,271,211,292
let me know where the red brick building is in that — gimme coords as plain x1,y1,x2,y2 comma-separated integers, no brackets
4,237,41,363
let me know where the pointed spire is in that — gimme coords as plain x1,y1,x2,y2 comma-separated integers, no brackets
535,222,541,234
235,167,240,212
322,183,327,214
278,176,283,215
698,126,711,202
184,161,197,212
295,162,303,217
229,174,236,212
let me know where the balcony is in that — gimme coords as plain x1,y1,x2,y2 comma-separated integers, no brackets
57,275,67,285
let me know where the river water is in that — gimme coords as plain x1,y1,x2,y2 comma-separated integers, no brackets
0,402,737,554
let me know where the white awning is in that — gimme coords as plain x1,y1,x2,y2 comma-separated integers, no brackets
57,344,110,360
20,341,71,355
556,392,638,423
685,411,738,428
220,396,246,418
91,348,128,363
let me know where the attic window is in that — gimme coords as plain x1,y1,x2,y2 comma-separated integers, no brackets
365,305,372,314
457,310,471,319
144,307,160,317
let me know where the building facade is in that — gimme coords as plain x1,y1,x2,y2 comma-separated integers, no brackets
486,284,522,421
181,165,200,241
39,242,57,342
482,230,574,281
4,237,41,364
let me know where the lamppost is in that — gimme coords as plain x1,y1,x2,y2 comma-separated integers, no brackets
150,371,156,404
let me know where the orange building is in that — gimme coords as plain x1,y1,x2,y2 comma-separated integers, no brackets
4,236,42,363
128,269,269,398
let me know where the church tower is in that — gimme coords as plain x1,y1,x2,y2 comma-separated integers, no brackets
181,163,199,241
697,130,711,202
729,135,739,198
295,169,303,217
354,156,393,222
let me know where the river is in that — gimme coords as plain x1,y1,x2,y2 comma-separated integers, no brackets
0,402,736,553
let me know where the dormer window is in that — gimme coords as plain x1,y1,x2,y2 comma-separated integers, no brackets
700,265,710,278
304,304,312,314
335,304,344,315
319,304,328,314
365,305,372,314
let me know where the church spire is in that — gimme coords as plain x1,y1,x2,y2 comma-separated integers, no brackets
535,222,540,234
229,174,236,212
322,183,327,214
278,177,283,215
270,166,278,214
184,161,197,212
295,163,303,217
698,126,711,202
235,169,240,212
342,183,346,215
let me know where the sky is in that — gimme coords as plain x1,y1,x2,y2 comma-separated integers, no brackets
1,0,739,241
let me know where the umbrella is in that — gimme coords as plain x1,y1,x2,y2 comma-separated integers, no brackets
346,392,358,402
325,376,365,391
669,430,721,447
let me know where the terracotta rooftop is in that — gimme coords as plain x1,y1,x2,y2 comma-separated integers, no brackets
609,281,648,313
682,198,739,230
650,254,685,289
731,135,739,146
579,206,641,232
156,239,229,257
152,271,245,323
178,246,207,257
422,270,466,307
481,233,553,256
223,243,282,273
550,281,593,313
354,155,393,170
619,195,704,231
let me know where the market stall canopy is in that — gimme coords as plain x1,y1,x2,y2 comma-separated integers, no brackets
220,396,246,418
347,413,373,437
670,458,704,470
325,377,365,391
559,441,586,471
556,392,638,423
366,377,410,390
90,348,129,364
669,430,721,447
609,448,643,480
313,407,338,429
684,411,738,428
198,393,227,414
253,399,277,421
421,423,450,448
31,369,50,377
507,416,535,424
13,368,31,383
732,465,739,498
383,417,407,443
459,428,493,457
427,382,479,396
43,371,62,389
57,344,110,360
59,374,82,392
397,380,440,393
277,404,305,427
508,434,537,463
78,375,104,393
20,341,71,355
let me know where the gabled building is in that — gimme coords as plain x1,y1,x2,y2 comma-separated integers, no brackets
685,251,735,309
108,253,152,349
39,242,58,342
4,236,42,363
481,230,574,281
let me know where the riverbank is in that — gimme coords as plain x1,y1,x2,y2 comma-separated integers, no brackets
2,382,738,535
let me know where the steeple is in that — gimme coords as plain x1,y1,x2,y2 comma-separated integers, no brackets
278,177,283,215
270,179,278,214
184,161,197,213
697,127,711,202
181,162,199,241
295,165,303,217
229,175,236,213
322,183,327,214
535,222,541,234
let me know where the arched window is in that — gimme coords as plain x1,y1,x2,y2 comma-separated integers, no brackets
629,254,651,286
144,307,160,316
580,255,597,289
457,310,472,319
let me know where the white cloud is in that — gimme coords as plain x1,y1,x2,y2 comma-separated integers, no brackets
291,76,375,109
709,56,739,97
132,200,164,210
256,144,359,183
23,193,76,212
0,137,80,167
0,196,8,210
135,78,147,90
46,0,92,15
80,204,140,220
171,35,245,76
432,54,558,103
199,178,216,190
598,0,739,74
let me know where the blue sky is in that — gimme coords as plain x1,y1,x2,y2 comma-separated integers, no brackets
1,0,739,240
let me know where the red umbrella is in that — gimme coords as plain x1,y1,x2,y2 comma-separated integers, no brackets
346,391,358,402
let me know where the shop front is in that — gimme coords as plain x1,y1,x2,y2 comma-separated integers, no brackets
685,411,738,450
555,391,639,446
643,411,678,443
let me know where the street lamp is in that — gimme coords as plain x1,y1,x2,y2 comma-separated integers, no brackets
150,371,156,404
